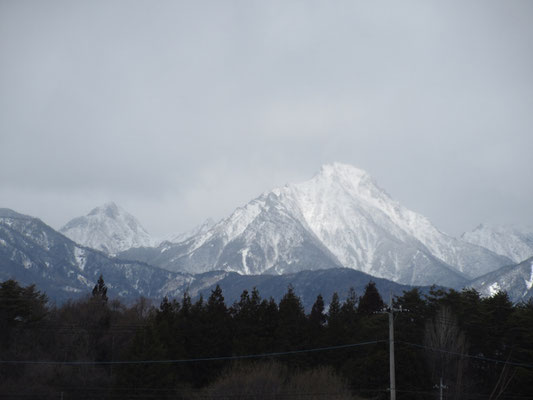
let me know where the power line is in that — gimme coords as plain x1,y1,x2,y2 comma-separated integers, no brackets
398,341,533,369
0,339,386,366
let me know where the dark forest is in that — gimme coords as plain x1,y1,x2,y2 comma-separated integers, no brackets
1,277,532,399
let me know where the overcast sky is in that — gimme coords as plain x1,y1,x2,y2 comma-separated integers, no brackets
1,0,532,238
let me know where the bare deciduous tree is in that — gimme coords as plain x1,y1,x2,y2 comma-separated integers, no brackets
424,306,468,400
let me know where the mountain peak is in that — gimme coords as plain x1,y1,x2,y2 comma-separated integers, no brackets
317,162,369,181
0,208,33,220
462,223,533,263
299,163,384,207
88,202,120,218
61,203,151,254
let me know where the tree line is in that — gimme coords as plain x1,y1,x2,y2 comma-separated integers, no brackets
1,276,532,399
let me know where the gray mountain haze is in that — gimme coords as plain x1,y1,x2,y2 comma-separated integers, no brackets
1,163,530,303
1,1,533,313
0,208,182,301
2,1,532,241
120,163,511,288
462,224,533,263
0,207,430,307
2,154,532,303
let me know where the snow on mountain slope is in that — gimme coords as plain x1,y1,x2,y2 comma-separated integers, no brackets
470,256,533,301
283,163,511,279
60,202,152,254
461,224,533,263
124,163,509,287
0,208,189,302
139,192,344,276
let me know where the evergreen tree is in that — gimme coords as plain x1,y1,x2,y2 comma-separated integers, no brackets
340,288,358,325
256,297,278,353
206,285,226,317
309,294,326,328
179,291,192,318
232,288,264,355
325,292,343,347
92,274,108,303
357,281,385,314
0,280,49,384
276,285,306,352
308,294,326,360
327,292,341,325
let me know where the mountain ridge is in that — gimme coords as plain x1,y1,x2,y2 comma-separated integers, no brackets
119,163,509,288
469,256,533,300
2,206,532,303
462,223,533,263
0,208,192,302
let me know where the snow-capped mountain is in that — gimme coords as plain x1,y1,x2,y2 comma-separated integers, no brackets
60,202,152,254
4,207,421,304
2,201,529,303
461,224,533,263
0,208,244,302
124,192,344,276
470,256,533,301
0,208,192,301
120,163,510,287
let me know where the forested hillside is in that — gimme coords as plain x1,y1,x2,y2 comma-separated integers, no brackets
1,277,532,399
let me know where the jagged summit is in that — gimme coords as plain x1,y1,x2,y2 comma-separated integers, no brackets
60,202,152,254
317,162,369,180
309,163,376,195
0,208,32,219
88,202,121,218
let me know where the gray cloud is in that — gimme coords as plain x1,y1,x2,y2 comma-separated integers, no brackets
1,0,532,238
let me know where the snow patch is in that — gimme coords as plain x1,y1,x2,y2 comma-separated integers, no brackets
489,282,501,296
65,286,82,293
241,248,250,275
524,261,533,291
74,247,87,271
22,255,32,269
77,274,90,287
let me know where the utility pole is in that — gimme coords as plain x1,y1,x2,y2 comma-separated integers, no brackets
434,377,448,400
381,292,406,400
388,293,396,400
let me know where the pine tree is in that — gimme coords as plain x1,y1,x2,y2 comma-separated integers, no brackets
277,285,306,352
92,274,108,303
309,294,326,327
340,288,358,322
327,292,341,325
357,281,385,314
308,294,326,352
